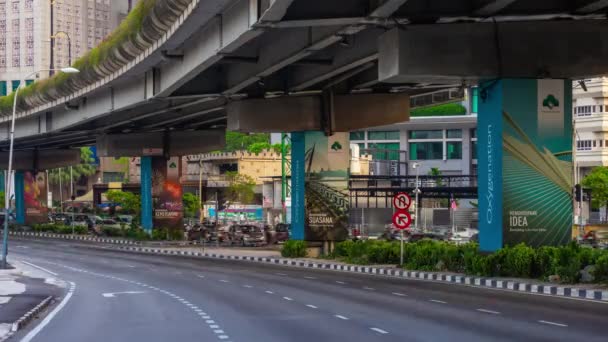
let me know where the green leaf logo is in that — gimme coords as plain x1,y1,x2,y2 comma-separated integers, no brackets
169,162,177,168
331,141,342,151
542,94,559,109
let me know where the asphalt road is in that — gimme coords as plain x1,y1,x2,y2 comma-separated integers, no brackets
7,238,608,342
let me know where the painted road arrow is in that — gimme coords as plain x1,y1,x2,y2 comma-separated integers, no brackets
102,291,146,298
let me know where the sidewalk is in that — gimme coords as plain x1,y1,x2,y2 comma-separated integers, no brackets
0,260,65,341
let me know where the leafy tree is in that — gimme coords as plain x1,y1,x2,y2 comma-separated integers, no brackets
105,190,141,216
247,142,271,154
225,172,256,204
225,132,270,151
182,193,201,218
582,167,608,208
0,191,4,208
48,147,97,186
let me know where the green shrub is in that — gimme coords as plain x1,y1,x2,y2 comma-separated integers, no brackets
533,246,557,278
552,243,582,283
33,223,86,235
410,103,467,117
503,243,535,278
592,254,608,282
151,228,167,240
281,240,307,258
102,226,124,237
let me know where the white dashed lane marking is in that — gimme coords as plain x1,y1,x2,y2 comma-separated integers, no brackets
429,299,447,304
363,287,375,291
392,292,407,297
283,297,293,301
335,281,346,284
265,290,274,294
219,279,229,283
476,309,500,315
243,285,253,288
334,315,349,320
538,320,568,327
304,276,316,279
306,304,318,309
370,328,389,334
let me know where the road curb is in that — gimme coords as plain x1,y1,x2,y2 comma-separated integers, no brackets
0,295,54,342
11,232,608,303
10,231,142,246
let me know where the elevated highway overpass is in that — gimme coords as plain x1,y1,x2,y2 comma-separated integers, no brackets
2,0,608,251
3,0,608,152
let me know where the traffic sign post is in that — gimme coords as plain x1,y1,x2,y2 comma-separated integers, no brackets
392,193,413,266
393,192,412,211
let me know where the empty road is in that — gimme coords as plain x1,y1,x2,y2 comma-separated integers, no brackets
8,238,608,342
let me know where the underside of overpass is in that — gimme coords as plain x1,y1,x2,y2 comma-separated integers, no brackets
3,0,608,153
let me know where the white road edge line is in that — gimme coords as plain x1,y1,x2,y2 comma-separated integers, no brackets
20,260,58,276
334,315,349,320
538,320,568,327
476,309,500,315
20,282,76,342
370,327,389,334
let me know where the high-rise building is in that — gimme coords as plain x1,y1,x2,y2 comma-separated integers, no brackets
0,0,133,96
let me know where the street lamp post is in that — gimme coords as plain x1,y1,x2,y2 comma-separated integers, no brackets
574,129,584,237
1,67,79,269
412,162,422,231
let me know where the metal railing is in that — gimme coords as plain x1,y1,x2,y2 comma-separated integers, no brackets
349,175,478,190
410,88,465,108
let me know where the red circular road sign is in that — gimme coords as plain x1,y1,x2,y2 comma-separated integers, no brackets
392,211,412,230
393,192,412,210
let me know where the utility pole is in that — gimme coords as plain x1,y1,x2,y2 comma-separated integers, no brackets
49,0,55,75
59,168,63,212
198,158,203,223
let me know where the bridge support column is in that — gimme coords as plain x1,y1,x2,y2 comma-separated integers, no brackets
14,171,24,225
478,79,572,252
290,132,305,240
140,157,153,232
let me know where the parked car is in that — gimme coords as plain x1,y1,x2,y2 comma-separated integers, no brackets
51,213,69,224
114,215,134,225
448,227,479,244
238,225,267,246
66,214,89,228
267,223,290,244
98,219,121,230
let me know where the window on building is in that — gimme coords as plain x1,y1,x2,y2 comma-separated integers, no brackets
446,142,462,159
600,140,603,148
103,172,124,183
409,142,443,160
576,140,592,151
0,81,6,96
447,129,462,139
349,131,365,141
409,130,442,139
11,1,18,13
368,142,400,161
593,140,597,148
11,80,19,91
25,79,33,86
472,141,477,160
368,131,400,140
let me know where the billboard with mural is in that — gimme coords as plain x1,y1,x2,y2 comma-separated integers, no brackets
303,131,350,241
152,156,183,228
478,79,573,250
24,171,48,224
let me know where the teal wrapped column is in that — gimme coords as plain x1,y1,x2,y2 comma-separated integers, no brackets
290,132,305,240
14,171,24,224
140,156,153,232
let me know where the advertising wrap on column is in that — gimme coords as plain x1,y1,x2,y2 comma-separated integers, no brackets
24,171,48,225
479,79,573,251
304,131,350,241
152,156,183,228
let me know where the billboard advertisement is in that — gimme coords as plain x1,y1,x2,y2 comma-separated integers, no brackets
24,171,48,224
478,79,572,250
152,156,183,228
303,131,350,241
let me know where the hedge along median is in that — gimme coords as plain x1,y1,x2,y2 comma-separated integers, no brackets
281,239,608,284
